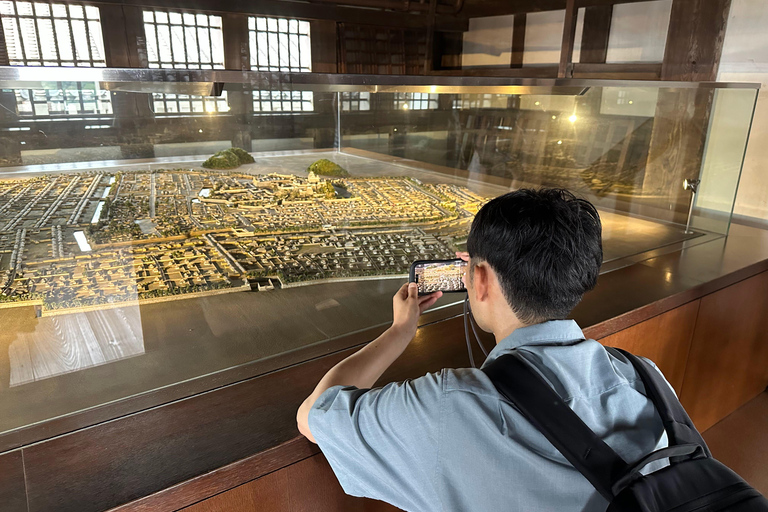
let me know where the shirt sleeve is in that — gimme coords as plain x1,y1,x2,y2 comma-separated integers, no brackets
308,371,444,511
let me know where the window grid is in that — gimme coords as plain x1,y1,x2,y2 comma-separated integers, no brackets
341,92,370,111
15,82,112,117
0,2,112,118
142,10,229,115
248,16,311,72
0,1,106,66
143,10,224,69
252,91,313,113
394,92,438,111
152,92,229,114
453,94,505,110
248,16,313,114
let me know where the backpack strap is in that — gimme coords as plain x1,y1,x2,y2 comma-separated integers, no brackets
483,352,627,502
607,348,712,458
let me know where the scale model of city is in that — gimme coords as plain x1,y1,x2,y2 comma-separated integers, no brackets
0,157,487,315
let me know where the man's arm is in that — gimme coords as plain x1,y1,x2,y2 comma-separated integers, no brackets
296,282,441,443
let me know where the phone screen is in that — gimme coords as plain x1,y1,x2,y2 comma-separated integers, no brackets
411,259,467,295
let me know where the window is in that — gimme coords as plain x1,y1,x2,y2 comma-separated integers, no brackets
248,16,311,72
341,92,370,111
143,10,228,115
394,92,438,111
0,1,106,66
249,16,312,113
453,94,508,110
151,93,229,114
143,10,224,69
0,2,111,118
16,82,112,117
252,90,313,113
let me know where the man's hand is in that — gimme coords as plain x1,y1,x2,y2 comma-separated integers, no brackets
392,282,442,339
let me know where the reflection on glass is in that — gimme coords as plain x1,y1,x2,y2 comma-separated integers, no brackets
0,76,758,435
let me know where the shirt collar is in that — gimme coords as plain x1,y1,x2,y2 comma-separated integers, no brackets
480,319,585,369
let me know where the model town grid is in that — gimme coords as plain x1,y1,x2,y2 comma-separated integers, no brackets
0,158,488,314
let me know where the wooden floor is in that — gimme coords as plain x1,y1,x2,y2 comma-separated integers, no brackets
1,305,145,387
703,390,768,495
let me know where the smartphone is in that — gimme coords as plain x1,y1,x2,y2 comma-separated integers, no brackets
409,258,468,296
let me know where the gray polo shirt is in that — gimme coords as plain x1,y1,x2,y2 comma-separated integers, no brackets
308,320,669,512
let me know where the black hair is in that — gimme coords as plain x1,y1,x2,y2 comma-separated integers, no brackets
466,188,602,324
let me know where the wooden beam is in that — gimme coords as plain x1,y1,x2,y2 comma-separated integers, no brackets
423,0,438,75
430,65,559,78
510,13,526,68
579,5,612,64
558,0,578,78
661,0,732,81
99,5,147,68
222,14,250,70
572,62,662,79
91,0,469,32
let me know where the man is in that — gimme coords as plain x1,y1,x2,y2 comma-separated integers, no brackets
296,188,669,512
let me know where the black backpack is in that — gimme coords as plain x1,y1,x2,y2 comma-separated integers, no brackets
482,348,768,511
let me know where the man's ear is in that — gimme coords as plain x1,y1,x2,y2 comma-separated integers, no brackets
473,262,489,302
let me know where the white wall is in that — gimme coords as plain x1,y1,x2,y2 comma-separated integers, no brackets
717,0,768,221
523,10,566,65
461,15,515,67
696,89,756,216
605,0,672,63
461,11,585,67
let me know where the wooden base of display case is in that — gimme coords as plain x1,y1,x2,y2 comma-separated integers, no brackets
1,223,767,512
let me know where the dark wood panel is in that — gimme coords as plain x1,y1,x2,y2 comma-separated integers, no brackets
182,466,290,512
108,437,319,512
680,271,768,431
661,0,732,81
310,20,339,73
558,0,578,78
100,5,132,68
91,0,469,32
579,5,612,64
23,314,474,512
640,228,768,288
596,300,699,394
22,351,352,512
222,14,250,71
181,453,401,512
572,261,703,338
703,392,768,495
0,450,26,512
510,13,526,68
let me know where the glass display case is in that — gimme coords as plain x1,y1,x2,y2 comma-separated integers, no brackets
0,68,758,439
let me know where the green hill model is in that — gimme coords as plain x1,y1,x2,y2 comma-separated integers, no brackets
202,147,255,169
307,159,349,177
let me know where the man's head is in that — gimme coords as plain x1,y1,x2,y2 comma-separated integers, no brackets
465,188,602,333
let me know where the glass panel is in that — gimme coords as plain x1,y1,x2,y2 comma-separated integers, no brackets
0,73,758,442
692,88,757,234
